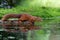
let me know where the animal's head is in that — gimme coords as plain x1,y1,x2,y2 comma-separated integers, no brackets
30,16,42,22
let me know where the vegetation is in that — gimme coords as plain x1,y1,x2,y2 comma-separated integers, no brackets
0,0,60,40
0,0,60,18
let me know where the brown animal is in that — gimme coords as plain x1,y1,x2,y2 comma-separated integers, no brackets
1,13,42,32
2,14,42,22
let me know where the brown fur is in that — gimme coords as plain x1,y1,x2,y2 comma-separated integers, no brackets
1,13,42,32
2,14,42,22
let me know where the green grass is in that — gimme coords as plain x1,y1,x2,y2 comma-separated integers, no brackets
0,0,60,19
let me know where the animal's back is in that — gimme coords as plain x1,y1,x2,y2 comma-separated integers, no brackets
2,14,22,21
